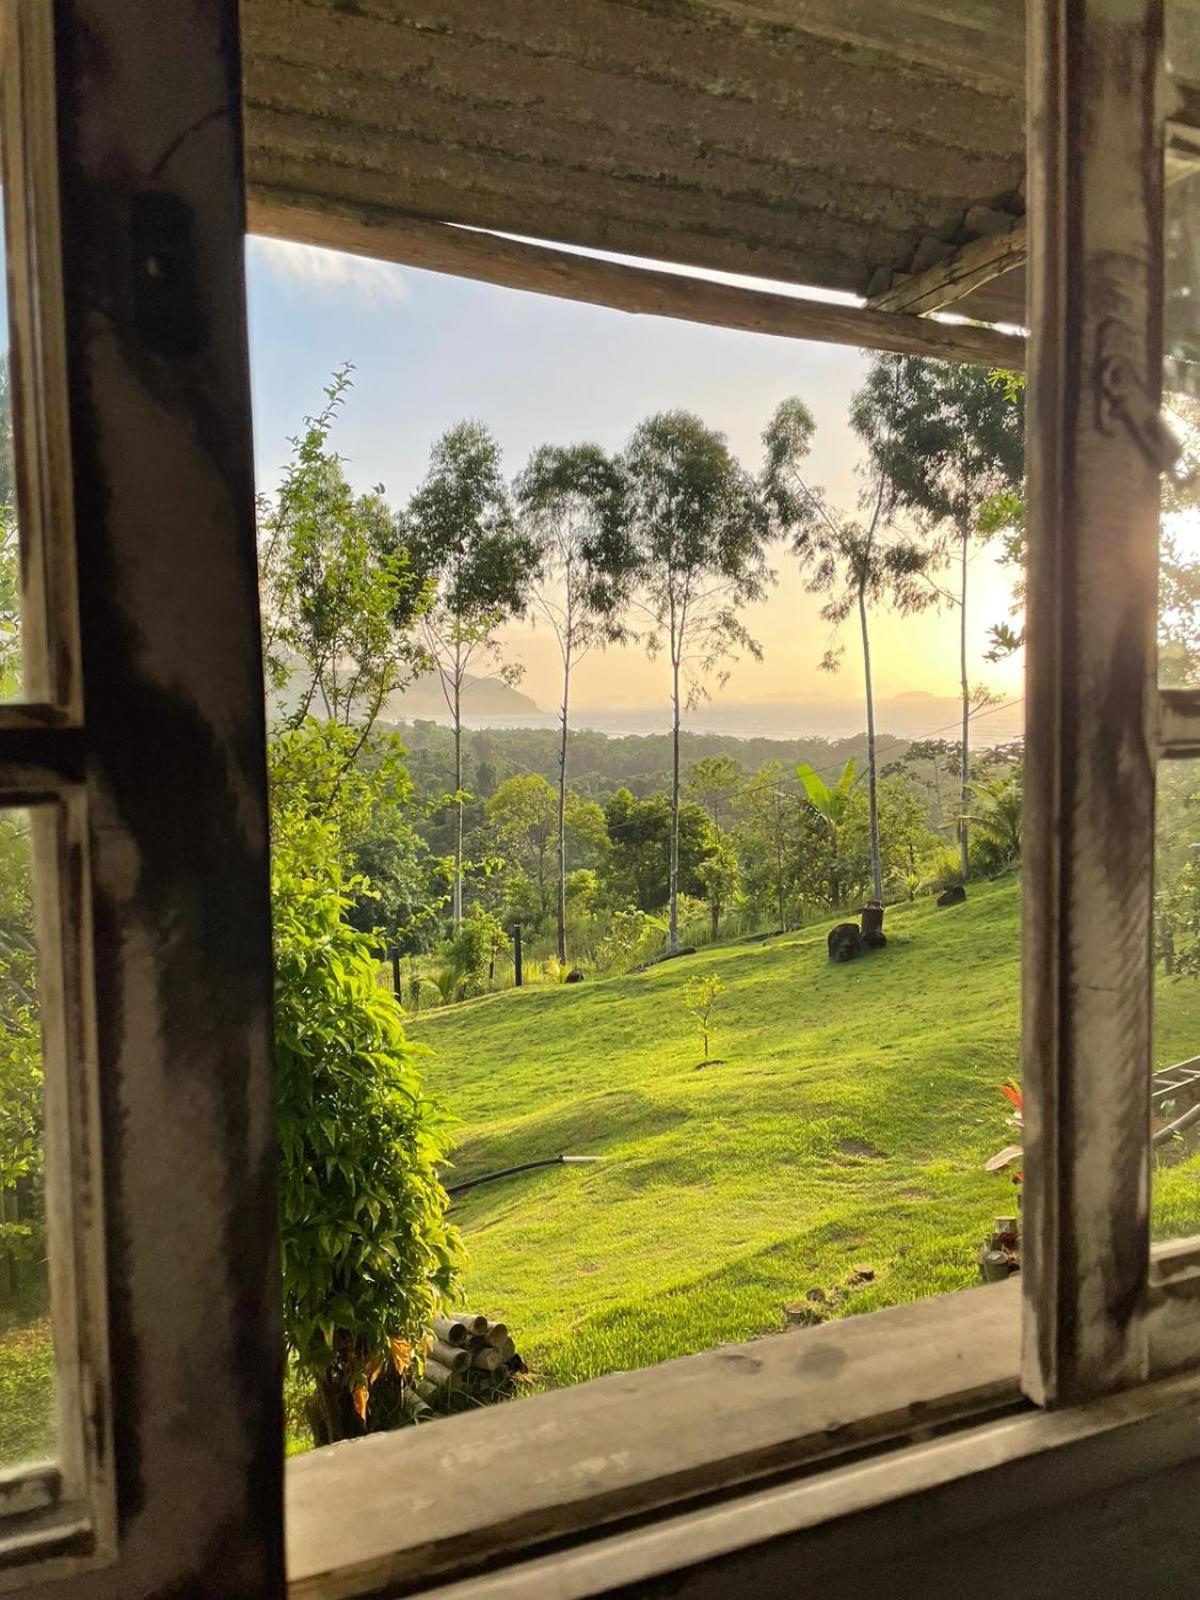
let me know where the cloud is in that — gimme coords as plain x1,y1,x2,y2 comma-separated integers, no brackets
248,235,409,306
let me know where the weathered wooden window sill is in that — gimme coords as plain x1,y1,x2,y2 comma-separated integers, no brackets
286,1281,1023,1599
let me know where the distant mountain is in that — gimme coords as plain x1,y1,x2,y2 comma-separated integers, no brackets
383,671,542,722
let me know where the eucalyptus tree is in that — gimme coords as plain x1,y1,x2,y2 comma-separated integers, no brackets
623,411,772,952
854,357,1023,878
515,442,635,961
763,377,936,903
404,421,538,927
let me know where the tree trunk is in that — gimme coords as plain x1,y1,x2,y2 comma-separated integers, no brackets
452,665,463,930
931,750,944,830
669,653,682,953
775,795,785,931
310,1372,358,1446
1161,915,1176,975
556,649,570,964
859,585,884,903
711,901,719,940
958,528,971,881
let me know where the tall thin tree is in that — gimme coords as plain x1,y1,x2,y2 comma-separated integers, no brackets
257,367,429,799
854,358,1023,879
763,382,936,903
404,421,538,928
623,412,772,953
515,443,634,963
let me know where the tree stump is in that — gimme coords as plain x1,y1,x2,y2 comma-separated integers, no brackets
828,923,864,963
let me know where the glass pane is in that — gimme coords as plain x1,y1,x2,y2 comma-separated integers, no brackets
0,809,54,1468
1162,11,1200,685
1153,761,1200,1242
0,75,26,700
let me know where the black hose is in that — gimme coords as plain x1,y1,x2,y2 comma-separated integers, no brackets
446,1154,601,1196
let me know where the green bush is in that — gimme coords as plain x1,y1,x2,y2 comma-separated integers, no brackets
448,909,508,994
596,907,668,973
273,812,462,1443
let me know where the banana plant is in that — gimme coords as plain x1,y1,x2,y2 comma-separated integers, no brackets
796,757,860,910
960,770,1022,863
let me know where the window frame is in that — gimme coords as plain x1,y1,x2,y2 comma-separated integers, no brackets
1020,0,1200,1404
7,0,1200,1596
0,0,110,1580
2,0,282,1591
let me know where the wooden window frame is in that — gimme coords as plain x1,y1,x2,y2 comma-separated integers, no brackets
3,0,282,1592
0,2,110,1583
1021,0,1200,1403
6,0,1200,1596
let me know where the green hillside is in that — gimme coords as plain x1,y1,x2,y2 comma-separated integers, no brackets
413,878,1200,1387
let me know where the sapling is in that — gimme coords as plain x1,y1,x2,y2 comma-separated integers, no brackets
683,973,724,1062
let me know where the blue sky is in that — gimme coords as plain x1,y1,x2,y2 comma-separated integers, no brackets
245,237,1023,721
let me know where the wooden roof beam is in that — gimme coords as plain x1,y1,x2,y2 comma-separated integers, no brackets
249,191,1026,372
868,215,1027,318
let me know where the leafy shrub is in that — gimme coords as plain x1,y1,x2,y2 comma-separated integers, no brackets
406,977,444,1014
597,907,668,973
924,846,964,892
433,966,464,1005
273,812,462,1442
448,909,508,994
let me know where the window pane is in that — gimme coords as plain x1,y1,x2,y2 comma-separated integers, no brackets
0,105,24,699
1162,148,1200,684
1153,761,1200,1242
1163,10,1200,686
0,808,54,1469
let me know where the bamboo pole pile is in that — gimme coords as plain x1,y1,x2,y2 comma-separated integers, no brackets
418,1313,526,1407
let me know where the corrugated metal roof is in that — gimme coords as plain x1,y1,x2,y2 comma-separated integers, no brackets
242,0,1027,325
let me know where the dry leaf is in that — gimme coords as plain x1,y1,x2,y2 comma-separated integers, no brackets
352,1383,369,1424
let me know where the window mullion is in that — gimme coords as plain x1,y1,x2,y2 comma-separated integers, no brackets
1021,0,1164,1407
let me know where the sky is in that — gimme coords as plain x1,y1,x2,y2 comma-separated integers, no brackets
245,237,1025,736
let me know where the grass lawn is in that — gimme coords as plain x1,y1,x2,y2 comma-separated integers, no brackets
3,878,1198,1450
412,877,1200,1388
